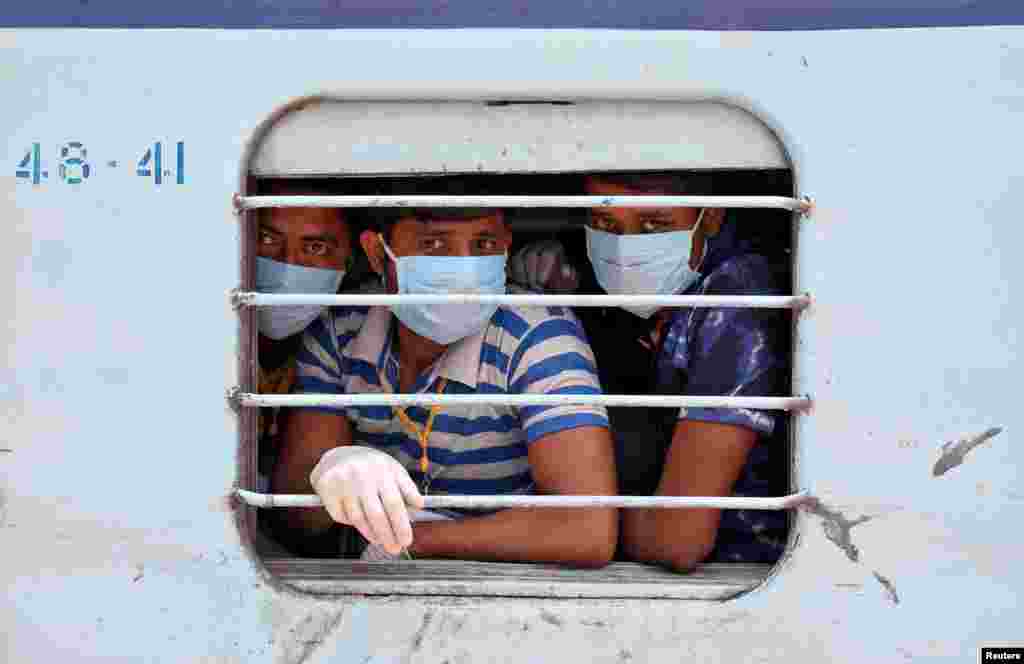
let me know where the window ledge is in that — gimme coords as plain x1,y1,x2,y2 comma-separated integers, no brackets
264,559,770,600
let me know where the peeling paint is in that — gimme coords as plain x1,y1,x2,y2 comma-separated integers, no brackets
932,427,1003,476
540,610,564,628
411,609,434,652
803,498,874,563
274,608,346,664
872,571,900,605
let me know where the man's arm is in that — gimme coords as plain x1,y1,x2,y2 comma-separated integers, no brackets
408,425,618,568
621,419,756,572
272,409,353,535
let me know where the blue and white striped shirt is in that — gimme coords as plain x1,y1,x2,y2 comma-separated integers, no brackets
295,305,609,495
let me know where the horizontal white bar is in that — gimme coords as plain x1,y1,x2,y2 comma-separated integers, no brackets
237,292,810,310
236,488,810,511
237,194,809,212
239,393,810,410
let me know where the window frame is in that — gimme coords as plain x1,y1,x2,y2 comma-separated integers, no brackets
235,97,802,600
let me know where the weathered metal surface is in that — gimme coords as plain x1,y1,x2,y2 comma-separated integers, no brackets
1,24,1022,663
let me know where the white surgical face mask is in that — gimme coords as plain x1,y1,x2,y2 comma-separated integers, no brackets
380,235,506,345
586,209,706,319
255,256,345,340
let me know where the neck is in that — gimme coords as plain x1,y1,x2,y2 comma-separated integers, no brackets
395,321,447,393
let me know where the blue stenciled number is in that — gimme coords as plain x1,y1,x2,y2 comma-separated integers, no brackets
15,143,43,185
138,142,184,184
59,141,90,184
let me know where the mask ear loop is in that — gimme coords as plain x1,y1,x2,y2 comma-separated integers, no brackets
378,233,398,288
690,208,709,273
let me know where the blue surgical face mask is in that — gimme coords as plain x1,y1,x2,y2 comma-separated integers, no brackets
255,256,345,340
379,234,506,345
586,209,706,319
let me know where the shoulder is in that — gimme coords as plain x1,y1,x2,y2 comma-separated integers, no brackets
319,305,369,335
489,305,588,348
486,306,594,379
699,254,785,297
299,305,370,367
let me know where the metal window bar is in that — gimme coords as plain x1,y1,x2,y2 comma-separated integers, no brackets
237,191,809,513
235,194,812,213
234,292,810,310
236,488,811,511
240,393,810,410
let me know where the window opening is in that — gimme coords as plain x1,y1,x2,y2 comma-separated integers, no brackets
237,169,806,598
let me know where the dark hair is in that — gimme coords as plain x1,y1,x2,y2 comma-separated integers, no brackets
364,207,505,243
585,171,715,195
254,177,353,240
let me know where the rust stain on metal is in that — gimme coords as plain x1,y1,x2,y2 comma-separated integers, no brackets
803,497,874,563
872,571,900,605
932,427,1003,477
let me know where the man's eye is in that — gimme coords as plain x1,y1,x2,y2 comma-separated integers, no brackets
477,238,498,253
421,238,445,252
259,232,278,245
592,216,614,231
305,241,329,256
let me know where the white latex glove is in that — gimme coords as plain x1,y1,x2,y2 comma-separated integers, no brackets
310,445,424,555
507,240,580,294
359,509,456,561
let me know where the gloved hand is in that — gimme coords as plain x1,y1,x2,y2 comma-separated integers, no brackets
507,240,580,294
310,445,424,555
360,509,456,561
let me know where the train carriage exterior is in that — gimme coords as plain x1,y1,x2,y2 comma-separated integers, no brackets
2,2,1023,662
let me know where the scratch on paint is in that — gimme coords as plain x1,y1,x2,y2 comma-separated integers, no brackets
540,610,564,628
281,609,346,664
872,571,900,605
803,497,873,563
932,427,1003,477
411,610,434,652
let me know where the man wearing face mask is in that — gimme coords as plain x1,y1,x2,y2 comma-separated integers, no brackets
252,184,353,497
516,172,790,571
580,172,791,572
273,203,618,566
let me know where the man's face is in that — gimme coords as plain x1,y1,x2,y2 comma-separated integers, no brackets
584,176,720,269
362,210,511,286
257,207,352,270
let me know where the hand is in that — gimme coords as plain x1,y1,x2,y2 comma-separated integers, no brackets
359,509,457,561
507,240,580,294
309,445,424,554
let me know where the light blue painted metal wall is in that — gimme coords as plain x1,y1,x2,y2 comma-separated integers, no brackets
1,25,1022,663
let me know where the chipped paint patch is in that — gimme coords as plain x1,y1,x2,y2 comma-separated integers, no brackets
411,609,434,652
803,498,874,563
932,427,1003,477
273,607,346,664
872,571,900,605
540,610,564,628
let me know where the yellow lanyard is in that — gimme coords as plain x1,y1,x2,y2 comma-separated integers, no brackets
392,377,448,492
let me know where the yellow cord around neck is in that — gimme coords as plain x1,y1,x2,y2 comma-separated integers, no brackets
392,377,448,493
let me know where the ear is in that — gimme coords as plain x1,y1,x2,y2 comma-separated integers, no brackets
360,230,386,276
